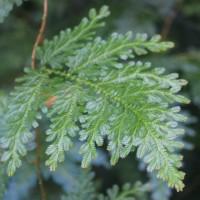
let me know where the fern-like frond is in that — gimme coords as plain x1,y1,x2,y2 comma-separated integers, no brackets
1,68,48,176
37,6,110,69
43,55,189,191
98,182,149,200
61,168,149,200
61,170,96,200
0,0,24,23
0,93,9,198
2,5,189,192
79,97,111,167
67,33,174,75
0,92,8,135
45,83,86,171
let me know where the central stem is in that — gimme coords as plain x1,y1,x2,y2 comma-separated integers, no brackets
31,0,48,199
36,127,46,200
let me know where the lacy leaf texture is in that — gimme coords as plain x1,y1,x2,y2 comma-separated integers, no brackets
0,6,189,191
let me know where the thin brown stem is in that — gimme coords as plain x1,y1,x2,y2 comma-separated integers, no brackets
31,1,48,199
161,16,174,39
36,127,46,200
161,1,183,39
31,0,48,69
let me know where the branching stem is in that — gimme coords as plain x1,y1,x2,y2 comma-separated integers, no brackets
31,0,48,69
161,1,183,39
31,1,48,199
36,127,46,200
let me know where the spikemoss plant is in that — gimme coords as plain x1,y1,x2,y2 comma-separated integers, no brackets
0,5,189,192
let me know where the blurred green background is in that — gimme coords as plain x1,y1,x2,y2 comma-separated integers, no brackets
1,0,200,199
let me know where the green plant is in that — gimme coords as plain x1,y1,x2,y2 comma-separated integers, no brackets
0,3,190,199
61,170,150,200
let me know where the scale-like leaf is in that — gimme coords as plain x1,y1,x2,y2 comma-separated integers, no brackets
45,83,86,171
37,6,110,69
1,5,189,192
1,69,48,176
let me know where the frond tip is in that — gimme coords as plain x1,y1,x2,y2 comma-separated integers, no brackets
37,5,110,69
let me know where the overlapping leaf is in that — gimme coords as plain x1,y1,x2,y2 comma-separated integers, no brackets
37,5,110,69
45,83,86,171
1,6,189,192
0,68,48,175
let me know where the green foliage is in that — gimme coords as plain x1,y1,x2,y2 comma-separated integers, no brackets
0,94,9,198
37,6,110,69
45,84,85,171
61,169,149,200
0,5,189,193
98,182,149,200
1,69,48,176
61,170,96,200
0,92,8,135
0,0,24,23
